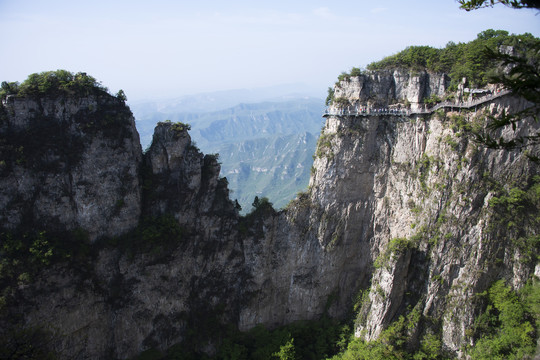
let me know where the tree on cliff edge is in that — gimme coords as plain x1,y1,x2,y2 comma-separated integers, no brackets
458,0,540,10
458,1,540,157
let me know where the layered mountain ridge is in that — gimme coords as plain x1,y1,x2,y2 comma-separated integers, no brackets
133,98,325,211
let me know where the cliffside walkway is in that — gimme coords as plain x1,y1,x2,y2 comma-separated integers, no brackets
323,89,511,118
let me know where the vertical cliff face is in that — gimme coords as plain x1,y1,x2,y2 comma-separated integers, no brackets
307,74,539,354
237,71,539,353
0,93,142,241
332,70,449,111
143,121,238,227
2,114,248,359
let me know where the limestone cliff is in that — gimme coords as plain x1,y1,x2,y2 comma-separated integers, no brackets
332,70,449,111
0,92,142,241
310,74,539,355
143,121,237,226
237,72,539,356
0,70,538,359
0,102,247,358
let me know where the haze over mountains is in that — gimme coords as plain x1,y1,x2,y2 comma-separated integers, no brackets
130,85,325,211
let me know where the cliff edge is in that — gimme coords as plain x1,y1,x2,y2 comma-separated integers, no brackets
0,85,142,242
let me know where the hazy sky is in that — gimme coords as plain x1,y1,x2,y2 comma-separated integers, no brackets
1,0,539,100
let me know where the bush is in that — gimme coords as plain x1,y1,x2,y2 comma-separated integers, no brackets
0,81,19,100
337,72,351,82
488,175,540,261
333,97,351,108
349,67,363,77
374,237,415,269
335,67,365,86
467,280,538,359
216,318,349,360
0,229,93,314
15,70,108,97
171,121,191,132
363,30,539,89
250,196,274,213
424,94,442,106
113,215,184,258
326,87,335,106
116,89,127,102
330,307,437,360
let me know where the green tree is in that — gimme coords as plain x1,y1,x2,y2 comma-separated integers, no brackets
453,7,540,157
326,87,335,106
116,89,127,102
234,199,242,211
349,67,363,76
0,81,19,99
468,280,537,359
252,196,260,209
273,338,296,360
473,42,540,156
16,70,108,97
458,0,540,10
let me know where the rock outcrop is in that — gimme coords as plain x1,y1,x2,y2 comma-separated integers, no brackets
1,97,248,359
143,121,237,226
0,71,538,359
312,75,539,355
332,70,449,111
0,92,142,241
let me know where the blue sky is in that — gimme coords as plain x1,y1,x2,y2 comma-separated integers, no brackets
1,0,539,100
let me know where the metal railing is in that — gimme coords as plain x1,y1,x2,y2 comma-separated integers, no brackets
324,108,410,116
323,89,511,118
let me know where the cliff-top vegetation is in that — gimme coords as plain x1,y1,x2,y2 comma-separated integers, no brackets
0,70,125,100
337,30,539,90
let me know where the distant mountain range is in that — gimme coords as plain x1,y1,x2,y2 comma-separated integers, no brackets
130,89,325,211
129,83,324,116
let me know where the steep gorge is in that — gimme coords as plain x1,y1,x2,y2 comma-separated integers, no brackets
0,68,538,359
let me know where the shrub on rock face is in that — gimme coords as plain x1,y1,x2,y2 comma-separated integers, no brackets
333,97,351,108
251,196,274,214
156,120,192,134
467,280,538,360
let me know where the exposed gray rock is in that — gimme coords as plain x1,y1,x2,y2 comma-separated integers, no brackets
1,71,538,359
332,70,450,111
143,120,238,229
0,93,142,241
321,78,539,355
